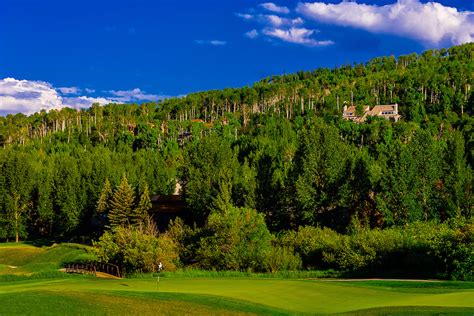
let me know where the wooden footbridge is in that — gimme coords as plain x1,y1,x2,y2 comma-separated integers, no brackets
64,262,122,278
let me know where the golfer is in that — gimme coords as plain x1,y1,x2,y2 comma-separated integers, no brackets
157,262,163,284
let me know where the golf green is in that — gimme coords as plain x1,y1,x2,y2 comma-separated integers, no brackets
0,277,472,315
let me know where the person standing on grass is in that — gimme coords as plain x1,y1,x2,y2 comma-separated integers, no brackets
157,262,163,284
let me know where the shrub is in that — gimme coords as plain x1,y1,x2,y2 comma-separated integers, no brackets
93,222,178,274
196,206,272,272
281,221,473,280
264,245,302,273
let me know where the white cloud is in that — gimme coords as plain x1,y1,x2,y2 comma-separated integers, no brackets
108,88,164,102
0,78,166,115
245,29,259,39
292,17,305,25
58,86,81,94
263,27,334,46
260,2,290,14
195,40,227,46
296,0,474,46
210,40,227,46
236,13,254,20
237,5,326,46
62,96,114,109
0,78,63,115
265,15,291,27
238,13,304,27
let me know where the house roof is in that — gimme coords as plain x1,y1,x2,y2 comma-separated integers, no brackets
343,105,370,115
343,106,356,113
367,104,397,115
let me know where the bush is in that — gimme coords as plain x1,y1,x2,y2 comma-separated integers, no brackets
264,245,302,273
93,222,179,274
196,207,272,272
280,221,473,280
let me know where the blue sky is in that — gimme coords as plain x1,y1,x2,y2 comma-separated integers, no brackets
0,0,473,115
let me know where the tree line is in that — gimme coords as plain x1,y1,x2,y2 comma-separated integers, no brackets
0,43,472,279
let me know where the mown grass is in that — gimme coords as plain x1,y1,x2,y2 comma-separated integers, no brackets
341,306,474,315
0,242,472,315
0,277,472,315
0,290,270,316
341,280,474,293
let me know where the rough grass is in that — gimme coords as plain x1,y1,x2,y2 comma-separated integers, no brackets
0,243,95,276
129,269,341,279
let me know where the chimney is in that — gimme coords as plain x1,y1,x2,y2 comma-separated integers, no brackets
343,105,347,111
394,103,398,114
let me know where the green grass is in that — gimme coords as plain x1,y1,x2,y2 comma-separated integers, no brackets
341,280,474,293
0,242,95,276
0,243,472,315
0,276,472,315
130,268,341,279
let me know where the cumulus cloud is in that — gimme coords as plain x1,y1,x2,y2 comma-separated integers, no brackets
245,29,259,39
296,0,474,46
195,39,227,46
108,88,164,102
0,78,166,115
260,2,290,14
263,27,334,46
0,78,63,115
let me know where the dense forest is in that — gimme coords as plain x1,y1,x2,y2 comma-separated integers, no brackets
0,43,472,279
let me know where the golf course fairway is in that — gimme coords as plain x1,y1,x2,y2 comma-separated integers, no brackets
0,277,473,315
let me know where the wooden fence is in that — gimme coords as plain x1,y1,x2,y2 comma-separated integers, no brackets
64,262,122,278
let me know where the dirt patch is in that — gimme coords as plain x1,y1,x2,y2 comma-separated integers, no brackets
59,269,121,279
95,272,121,279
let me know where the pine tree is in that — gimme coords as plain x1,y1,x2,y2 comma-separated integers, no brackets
132,183,152,226
96,178,112,215
108,175,135,228
95,178,112,229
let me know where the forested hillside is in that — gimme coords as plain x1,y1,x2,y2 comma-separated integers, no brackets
0,44,472,278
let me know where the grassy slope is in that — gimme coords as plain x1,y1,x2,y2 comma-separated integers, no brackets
0,243,94,275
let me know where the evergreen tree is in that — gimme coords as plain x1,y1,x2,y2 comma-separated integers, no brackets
95,178,113,230
132,182,152,226
97,178,112,215
109,175,135,228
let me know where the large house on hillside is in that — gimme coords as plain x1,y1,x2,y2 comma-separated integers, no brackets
343,104,401,123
